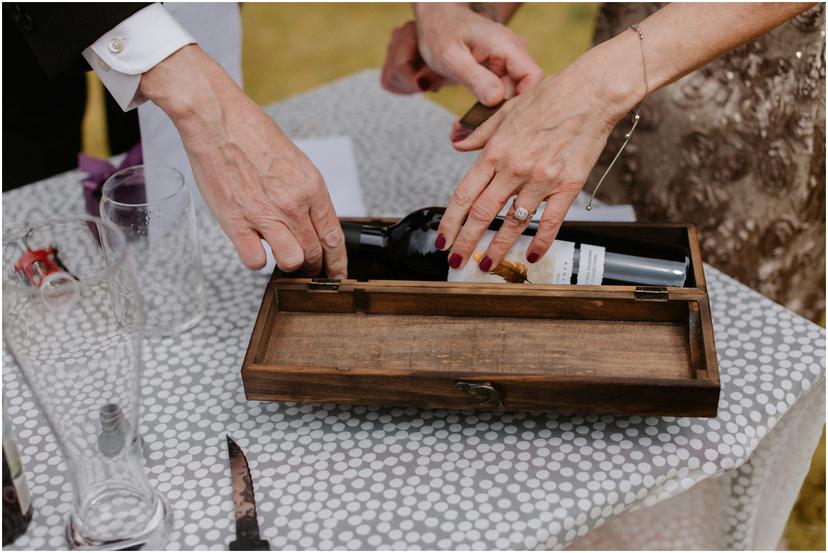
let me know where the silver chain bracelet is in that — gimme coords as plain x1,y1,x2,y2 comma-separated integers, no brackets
586,23,650,211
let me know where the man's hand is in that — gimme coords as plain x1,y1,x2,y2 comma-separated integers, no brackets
139,45,347,277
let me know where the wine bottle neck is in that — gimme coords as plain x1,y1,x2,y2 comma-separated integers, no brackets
359,227,388,249
342,222,389,253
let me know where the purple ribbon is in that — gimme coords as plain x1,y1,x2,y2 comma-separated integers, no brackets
78,143,143,217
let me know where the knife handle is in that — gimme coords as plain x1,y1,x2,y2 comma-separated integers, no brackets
459,100,506,132
229,539,271,551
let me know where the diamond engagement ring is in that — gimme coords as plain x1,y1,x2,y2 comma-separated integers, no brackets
513,206,531,222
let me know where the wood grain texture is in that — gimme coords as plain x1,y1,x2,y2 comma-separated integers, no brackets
263,312,693,378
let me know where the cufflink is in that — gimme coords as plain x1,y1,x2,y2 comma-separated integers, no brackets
108,37,124,54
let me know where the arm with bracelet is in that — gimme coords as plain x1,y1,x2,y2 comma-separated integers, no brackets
435,2,815,274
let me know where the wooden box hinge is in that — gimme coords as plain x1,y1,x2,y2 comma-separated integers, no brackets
634,285,669,301
307,278,341,292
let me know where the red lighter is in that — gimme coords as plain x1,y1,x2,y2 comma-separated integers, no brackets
14,247,67,287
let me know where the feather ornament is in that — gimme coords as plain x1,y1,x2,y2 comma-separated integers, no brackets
473,251,532,284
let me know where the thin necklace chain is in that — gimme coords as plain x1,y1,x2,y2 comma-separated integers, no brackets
586,24,650,211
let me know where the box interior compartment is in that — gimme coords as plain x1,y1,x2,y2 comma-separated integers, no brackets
252,280,713,383
261,302,701,381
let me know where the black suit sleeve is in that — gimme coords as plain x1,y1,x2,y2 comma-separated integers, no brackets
5,2,151,78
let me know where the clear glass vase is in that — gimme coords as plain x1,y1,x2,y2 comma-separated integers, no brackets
101,164,205,336
2,217,172,549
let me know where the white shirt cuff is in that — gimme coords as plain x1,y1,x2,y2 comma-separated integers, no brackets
82,3,196,112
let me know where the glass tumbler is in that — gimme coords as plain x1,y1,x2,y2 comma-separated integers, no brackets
2,217,172,549
101,165,205,336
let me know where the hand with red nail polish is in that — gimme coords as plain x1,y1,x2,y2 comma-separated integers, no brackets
438,47,641,273
478,256,493,272
450,121,472,143
380,20,446,96
412,3,542,109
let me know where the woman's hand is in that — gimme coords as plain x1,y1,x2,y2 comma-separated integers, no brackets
140,45,348,277
412,3,543,106
381,20,448,94
435,38,645,272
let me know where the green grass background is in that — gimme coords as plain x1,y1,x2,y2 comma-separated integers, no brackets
82,4,824,549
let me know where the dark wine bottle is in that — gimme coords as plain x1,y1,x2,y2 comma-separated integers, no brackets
342,207,448,281
341,207,691,286
3,410,32,546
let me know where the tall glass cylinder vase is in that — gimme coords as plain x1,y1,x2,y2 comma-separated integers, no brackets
101,165,205,336
2,217,171,550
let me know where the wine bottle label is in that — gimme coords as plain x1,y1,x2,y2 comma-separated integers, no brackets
548,241,575,284
2,437,31,515
576,244,606,285
447,231,575,284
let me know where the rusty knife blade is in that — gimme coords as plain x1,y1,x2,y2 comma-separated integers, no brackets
226,435,270,550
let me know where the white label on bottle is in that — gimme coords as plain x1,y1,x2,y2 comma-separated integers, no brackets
576,244,606,285
447,231,576,284
546,240,575,284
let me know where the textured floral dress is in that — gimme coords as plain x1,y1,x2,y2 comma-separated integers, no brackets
589,3,825,322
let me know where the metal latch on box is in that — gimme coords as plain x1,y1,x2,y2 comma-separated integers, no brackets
456,381,505,412
634,285,669,301
308,278,341,291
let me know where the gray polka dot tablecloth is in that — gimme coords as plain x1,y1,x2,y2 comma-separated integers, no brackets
3,71,825,550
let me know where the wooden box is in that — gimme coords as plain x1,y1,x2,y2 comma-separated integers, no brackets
242,221,719,416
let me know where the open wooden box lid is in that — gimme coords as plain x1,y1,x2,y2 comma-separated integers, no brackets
242,222,720,417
